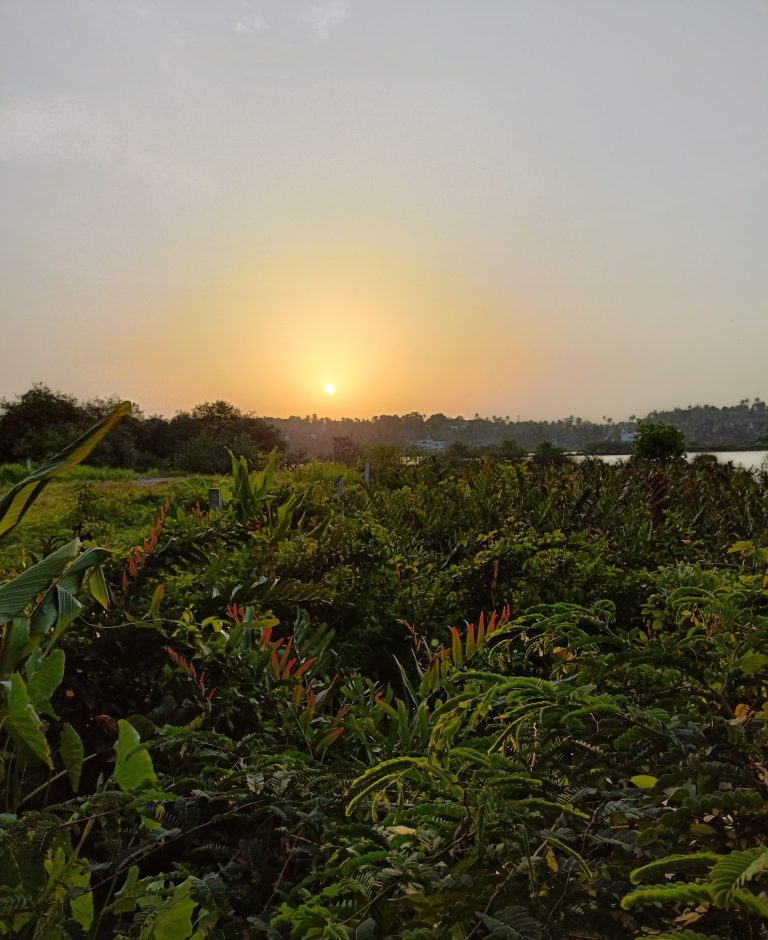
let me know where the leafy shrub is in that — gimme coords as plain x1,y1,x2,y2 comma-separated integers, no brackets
632,421,687,460
2,413,768,937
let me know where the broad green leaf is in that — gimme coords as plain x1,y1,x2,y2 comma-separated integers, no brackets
44,845,67,883
5,673,52,767
56,545,111,591
0,617,30,676
630,774,657,789
0,539,80,625
29,583,82,642
145,879,197,940
355,918,377,940
0,400,131,540
30,548,109,637
740,653,768,675
88,564,109,608
26,649,65,716
60,722,84,791
109,865,141,915
727,540,753,554
71,888,94,931
68,861,93,931
149,584,164,621
114,718,156,793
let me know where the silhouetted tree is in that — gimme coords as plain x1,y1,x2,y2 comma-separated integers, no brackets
0,384,85,462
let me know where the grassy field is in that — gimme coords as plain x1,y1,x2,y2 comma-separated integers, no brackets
0,462,142,487
0,473,212,577
0,459,369,577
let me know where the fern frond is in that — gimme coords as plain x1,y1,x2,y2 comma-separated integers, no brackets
621,881,713,910
630,852,721,884
709,846,768,906
474,905,543,939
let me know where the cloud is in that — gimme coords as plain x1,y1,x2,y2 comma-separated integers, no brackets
235,12,269,34
0,94,217,198
302,0,350,40
0,94,114,166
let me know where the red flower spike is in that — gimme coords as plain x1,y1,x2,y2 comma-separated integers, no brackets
294,657,317,679
278,636,294,671
282,657,297,680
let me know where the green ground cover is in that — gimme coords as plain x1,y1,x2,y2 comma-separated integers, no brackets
0,476,214,579
0,463,143,487
1,444,768,938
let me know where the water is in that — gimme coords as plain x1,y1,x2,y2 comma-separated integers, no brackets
580,451,768,471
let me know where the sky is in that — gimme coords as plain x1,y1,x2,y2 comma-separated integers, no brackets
1,0,766,421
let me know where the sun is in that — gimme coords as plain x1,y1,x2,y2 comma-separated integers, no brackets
324,383,336,396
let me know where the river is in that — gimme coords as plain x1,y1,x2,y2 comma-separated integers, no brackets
580,451,768,471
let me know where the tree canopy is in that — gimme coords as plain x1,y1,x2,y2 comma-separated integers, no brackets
632,421,687,461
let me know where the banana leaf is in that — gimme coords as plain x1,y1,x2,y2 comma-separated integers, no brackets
0,400,131,540
0,539,80,625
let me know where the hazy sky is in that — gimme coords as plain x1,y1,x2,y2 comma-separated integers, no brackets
1,1,766,420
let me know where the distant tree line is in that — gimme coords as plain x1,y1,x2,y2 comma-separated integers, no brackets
269,399,768,455
1,385,765,472
0,385,284,473
644,398,767,447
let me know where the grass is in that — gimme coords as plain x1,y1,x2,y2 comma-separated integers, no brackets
0,462,143,487
0,458,366,578
0,476,216,578
283,459,363,487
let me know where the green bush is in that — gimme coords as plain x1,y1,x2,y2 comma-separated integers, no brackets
632,420,687,460
2,424,768,937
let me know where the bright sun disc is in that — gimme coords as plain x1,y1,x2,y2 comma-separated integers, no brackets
324,383,335,395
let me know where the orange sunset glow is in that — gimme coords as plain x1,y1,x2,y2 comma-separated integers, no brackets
0,2,765,421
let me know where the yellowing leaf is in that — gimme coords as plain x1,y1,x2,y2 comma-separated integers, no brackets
89,565,110,608
546,846,559,872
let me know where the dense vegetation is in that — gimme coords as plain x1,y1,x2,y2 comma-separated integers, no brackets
1,408,767,938
3,387,767,471
0,386,284,473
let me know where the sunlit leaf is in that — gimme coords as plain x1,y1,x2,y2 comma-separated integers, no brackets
60,721,85,791
5,673,52,767
114,718,156,793
0,400,131,540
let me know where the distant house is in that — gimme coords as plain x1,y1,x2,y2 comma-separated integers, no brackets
620,429,637,444
412,439,448,452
